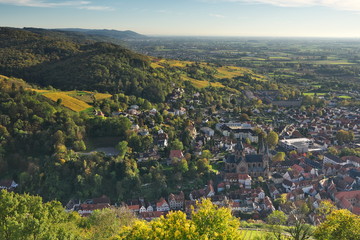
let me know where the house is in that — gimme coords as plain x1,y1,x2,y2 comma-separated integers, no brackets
149,108,158,115
189,182,215,201
168,150,184,165
282,179,296,192
323,154,344,165
334,190,360,215
200,127,215,137
0,180,18,191
224,173,252,189
279,138,314,153
217,182,226,192
157,132,169,148
168,192,185,210
341,156,360,167
130,105,139,110
127,204,140,213
139,211,165,221
185,124,197,139
156,198,170,212
78,203,110,217
268,184,280,199
271,173,283,184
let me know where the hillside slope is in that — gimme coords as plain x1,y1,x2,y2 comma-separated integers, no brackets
0,27,178,102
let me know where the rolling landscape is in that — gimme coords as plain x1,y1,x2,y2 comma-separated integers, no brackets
1,0,360,239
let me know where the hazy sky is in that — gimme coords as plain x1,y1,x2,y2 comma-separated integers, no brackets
1,0,360,37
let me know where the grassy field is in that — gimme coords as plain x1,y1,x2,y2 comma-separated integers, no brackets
338,95,351,99
303,92,327,96
27,89,112,112
239,229,271,239
69,91,112,103
182,76,225,89
43,92,92,112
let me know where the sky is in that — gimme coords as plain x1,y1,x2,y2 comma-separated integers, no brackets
1,0,360,37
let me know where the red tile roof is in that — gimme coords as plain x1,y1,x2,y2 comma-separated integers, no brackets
169,150,184,159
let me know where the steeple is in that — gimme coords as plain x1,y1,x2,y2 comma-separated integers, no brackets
258,137,265,154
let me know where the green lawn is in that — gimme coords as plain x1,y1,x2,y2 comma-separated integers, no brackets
303,92,326,96
338,95,351,99
239,229,272,239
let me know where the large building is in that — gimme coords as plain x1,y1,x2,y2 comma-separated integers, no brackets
279,138,314,153
225,141,270,178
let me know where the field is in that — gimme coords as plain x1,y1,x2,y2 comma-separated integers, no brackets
43,92,92,112
151,58,266,89
181,75,225,89
26,88,112,112
303,92,326,96
68,91,112,103
239,229,271,239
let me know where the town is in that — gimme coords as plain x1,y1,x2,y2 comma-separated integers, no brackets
51,87,360,224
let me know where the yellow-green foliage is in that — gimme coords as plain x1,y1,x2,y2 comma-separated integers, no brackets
314,209,360,240
26,89,111,111
43,92,92,112
215,66,266,81
181,75,225,89
117,199,241,240
0,75,31,90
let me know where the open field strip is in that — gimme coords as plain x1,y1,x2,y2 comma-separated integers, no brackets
42,92,92,112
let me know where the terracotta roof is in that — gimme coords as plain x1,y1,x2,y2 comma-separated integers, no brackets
340,198,352,209
335,190,360,200
139,211,165,220
169,150,184,159
291,164,304,173
353,207,360,215
128,205,140,211
156,197,169,208
168,192,185,202
342,156,360,164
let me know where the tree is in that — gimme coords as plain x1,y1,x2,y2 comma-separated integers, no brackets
116,140,128,159
174,158,189,174
285,219,313,240
0,190,80,240
272,152,285,162
86,207,136,239
267,210,287,225
314,209,360,240
336,130,354,144
327,146,339,155
239,113,250,121
118,199,241,240
315,200,337,222
266,131,279,148
191,199,241,239
170,138,184,151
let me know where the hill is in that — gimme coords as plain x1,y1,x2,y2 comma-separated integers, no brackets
0,27,178,102
57,28,147,40
0,27,268,103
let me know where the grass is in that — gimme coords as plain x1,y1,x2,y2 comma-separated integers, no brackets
184,78,225,89
338,95,351,99
26,88,112,112
43,92,92,112
303,92,327,96
69,91,112,103
239,229,271,239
